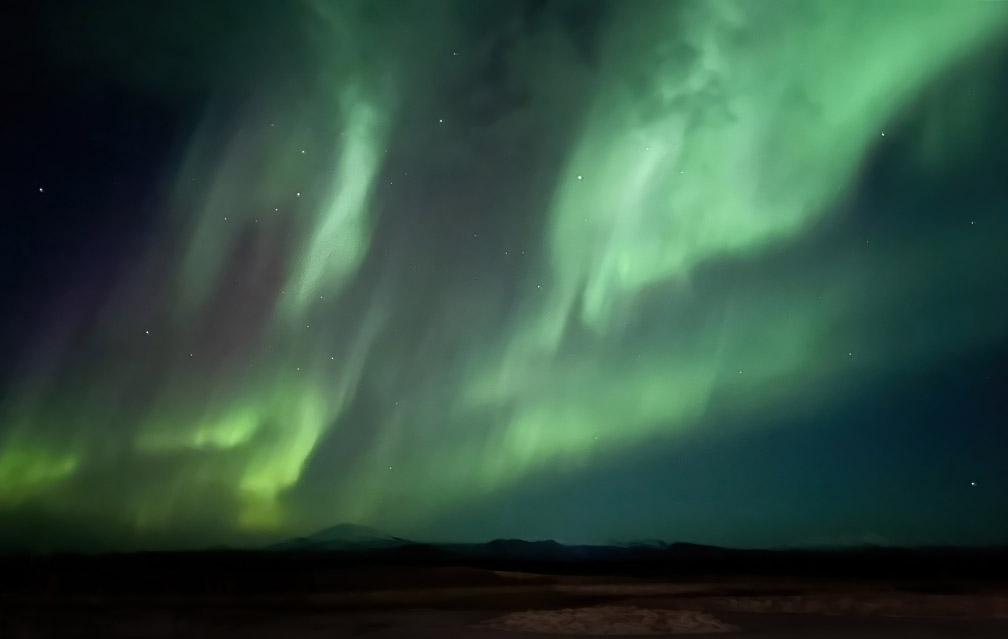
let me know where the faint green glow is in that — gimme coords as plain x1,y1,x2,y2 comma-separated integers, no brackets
172,103,322,315
0,443,79,505
136,408,259,452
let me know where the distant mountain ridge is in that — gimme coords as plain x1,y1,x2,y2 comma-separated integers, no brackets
264,524,1008,579
267,523,411,551
268,524,758,562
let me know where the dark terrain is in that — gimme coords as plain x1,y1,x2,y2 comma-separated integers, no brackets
3,536,1008,637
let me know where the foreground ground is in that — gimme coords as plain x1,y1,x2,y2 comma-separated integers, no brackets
4,569,1008,638
5,606,1008,638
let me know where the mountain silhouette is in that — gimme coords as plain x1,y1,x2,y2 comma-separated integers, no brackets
268,524,411,551
269,527,678,561
262,527,1008,580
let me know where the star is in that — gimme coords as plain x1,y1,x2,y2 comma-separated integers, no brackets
296,192,301,198
145,330,149,335
577,175,583,181
38,187,44,193
971,481,977,486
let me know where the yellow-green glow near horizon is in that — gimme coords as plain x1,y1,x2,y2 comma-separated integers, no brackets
4,0,1008,550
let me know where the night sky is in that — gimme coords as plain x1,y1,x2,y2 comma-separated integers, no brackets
3,0,1008,552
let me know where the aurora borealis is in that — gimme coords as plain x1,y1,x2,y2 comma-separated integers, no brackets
3,0,1008,551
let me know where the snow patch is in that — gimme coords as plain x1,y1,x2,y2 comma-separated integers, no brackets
480,606,738,635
